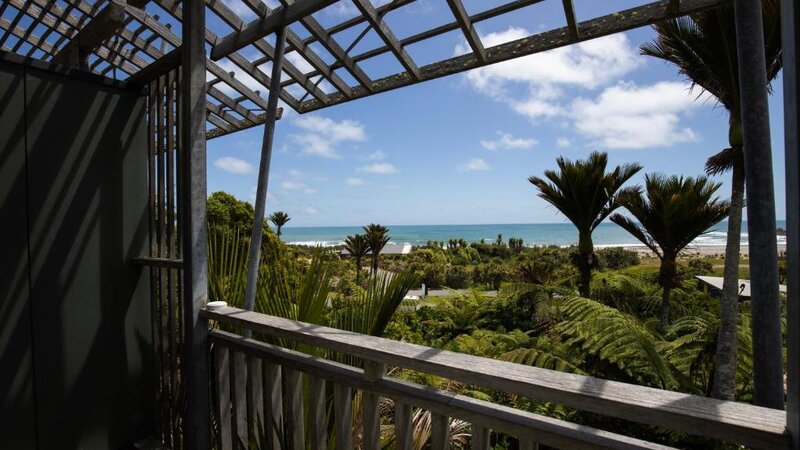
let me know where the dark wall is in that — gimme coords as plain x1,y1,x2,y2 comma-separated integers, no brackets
0,57,37,450
0,60,153,450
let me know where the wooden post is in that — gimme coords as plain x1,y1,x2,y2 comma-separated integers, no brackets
362,361,385,450
243,26,288,314
734,0,784,409
180,0,211,447
334,384,354,450
430,414,449,450
782,0,800,444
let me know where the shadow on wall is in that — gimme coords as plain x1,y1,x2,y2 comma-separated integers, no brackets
0,59,154,450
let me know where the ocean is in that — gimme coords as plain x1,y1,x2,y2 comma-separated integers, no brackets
281,220,788,248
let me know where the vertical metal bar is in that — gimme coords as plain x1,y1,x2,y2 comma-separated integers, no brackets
166,69,179,445
734,0,784,409
181,0,211,447
172,68,185,448
782,0,800,444
146,79,164,442
243,27,288,313
157,74,172,445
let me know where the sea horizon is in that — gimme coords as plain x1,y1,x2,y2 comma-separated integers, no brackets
279,220,788,248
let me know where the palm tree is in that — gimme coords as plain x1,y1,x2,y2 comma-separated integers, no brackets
640,1,781,399
363,223,390,274
529,152,641,297
611,174,729,332
344,234,370,284
269,211,290,237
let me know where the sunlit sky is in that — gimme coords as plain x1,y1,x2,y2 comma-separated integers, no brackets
203,0,788,227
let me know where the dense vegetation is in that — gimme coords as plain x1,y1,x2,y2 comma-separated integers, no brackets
206,190,784,449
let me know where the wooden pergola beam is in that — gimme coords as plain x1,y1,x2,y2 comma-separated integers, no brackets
351,0,420,80
298,0,728,112
562,0,580,40
206,0,338,102
0,3,27,48
291,0,547,83
2,3,141,74
152,0,303,108
236,0,355,96
279,0,374,91
210,0,339,61
18,0,268,134
124,45,181,86
124,4,276,110
447,0,486,62
51,0,128,67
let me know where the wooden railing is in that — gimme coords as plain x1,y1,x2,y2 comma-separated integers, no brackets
202,306,790,450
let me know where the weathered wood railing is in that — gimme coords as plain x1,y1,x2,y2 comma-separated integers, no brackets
202,306,790,450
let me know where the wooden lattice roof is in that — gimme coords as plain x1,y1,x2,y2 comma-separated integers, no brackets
0,0,727,139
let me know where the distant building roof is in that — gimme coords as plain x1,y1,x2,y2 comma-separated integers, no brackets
341,243,412,256
695,276,788,298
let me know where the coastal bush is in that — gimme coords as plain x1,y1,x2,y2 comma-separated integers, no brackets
472,262,509,290
450,245,480,265
445,265,471,289
685,258,714,277
407,247,450,288
470,241,511,258
596,247,641,270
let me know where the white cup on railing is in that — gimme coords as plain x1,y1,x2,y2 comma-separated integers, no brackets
206,301,228,311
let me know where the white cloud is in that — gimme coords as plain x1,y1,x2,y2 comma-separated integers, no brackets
322,0,391,16
284,51,314,74
294,116,366,141
481,132,538,151
457,158,491,172
367,150,386,160
305,207,319,215
346,177,367,186
357,162,397,174
214,156,254,174
290,115,366,158
570,81,704,149
556,137,571,148
458,30,639,92
281,180,304,190
281,180,317,194
456,30,641,121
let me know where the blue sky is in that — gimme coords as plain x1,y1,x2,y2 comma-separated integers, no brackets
205,0,788,227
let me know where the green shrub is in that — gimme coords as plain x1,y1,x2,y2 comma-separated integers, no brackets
596,247,641,270
445,265,471,289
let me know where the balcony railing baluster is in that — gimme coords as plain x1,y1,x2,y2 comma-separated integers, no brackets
203,306,791,450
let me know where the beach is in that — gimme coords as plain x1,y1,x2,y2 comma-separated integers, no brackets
622,243,788,259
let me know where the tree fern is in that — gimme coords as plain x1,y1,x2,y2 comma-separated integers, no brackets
500,347,586,375
557,296,690,390
590,273,660,317
665,312,754,398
